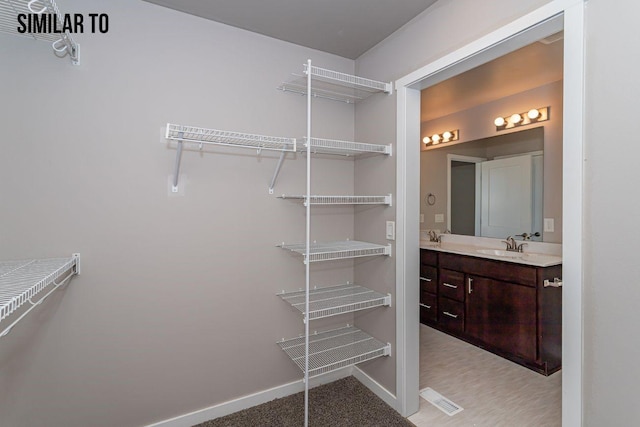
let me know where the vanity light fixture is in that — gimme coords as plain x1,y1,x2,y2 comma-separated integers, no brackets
422,129,459,146
494,106,549,131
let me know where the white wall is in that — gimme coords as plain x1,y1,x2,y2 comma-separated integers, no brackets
0,1,360,426
583,0,640,425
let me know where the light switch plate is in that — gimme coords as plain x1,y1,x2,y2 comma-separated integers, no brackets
386,221,395,240
435,214,444,223
420,214,424,223
544,218,554,232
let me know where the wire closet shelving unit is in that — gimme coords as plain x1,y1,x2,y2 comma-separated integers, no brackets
277,60,393,427
0,0,80,64
0,254,80,337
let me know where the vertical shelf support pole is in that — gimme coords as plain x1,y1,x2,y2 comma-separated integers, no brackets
304,58,312,427
269,150,288,194
172,132,184,193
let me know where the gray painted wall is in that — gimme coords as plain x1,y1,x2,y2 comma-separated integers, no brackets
0,1,360,426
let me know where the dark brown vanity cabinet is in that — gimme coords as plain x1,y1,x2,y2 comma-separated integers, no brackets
419,250,438,325
420,248,562,375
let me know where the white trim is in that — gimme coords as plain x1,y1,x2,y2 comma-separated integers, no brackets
395,0,584,424
446,154,485,233
353,366,397,409
144,369,352,427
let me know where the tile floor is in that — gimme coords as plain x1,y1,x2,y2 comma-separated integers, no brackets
408,325,561,427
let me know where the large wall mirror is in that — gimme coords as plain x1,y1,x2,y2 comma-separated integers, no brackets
420,35,563,243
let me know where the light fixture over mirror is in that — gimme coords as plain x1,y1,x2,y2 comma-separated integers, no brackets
423,129,459,146
494,106,549,131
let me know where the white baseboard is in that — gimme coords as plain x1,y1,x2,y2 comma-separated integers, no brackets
144,368,353,427
352,366,398,411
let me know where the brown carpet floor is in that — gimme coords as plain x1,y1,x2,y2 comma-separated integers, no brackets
194,376,415,427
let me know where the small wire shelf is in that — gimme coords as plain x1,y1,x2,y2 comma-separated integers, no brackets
0,0,80,64
278,65,392,104
278,325,391,378
302,137,392,157
279,283,391,321
166,123,297,152
0,254,80,337
278,240,392,263
278,194,392,206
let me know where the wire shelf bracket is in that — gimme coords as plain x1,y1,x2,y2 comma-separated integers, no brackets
0,0,80,64
165,123,297,193
278,194,392,206
278,283,392,322
278,325,391,378
0,253,80,338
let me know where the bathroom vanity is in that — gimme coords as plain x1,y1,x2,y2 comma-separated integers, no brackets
420,238,562,375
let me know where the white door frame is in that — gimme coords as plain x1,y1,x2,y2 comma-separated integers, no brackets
394,1,584,426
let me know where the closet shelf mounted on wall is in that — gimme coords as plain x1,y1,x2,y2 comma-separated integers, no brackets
277,194,392,206
0,253,80,337
278,64,392,104
278,283,391,321
278,325,391,378
278,240,392,263
0,0,80,64
301,137,392,157
164,123,297,194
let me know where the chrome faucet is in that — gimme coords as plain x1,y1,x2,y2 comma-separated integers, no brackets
503,236,527,253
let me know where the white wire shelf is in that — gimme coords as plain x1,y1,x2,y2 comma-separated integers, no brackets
0,254,80,337
278,240,392,263
302,137,392,157
279,283,391,321
0,0,80,64
165,123,297,194
278,194,392,206
278,325,391,378
165,123,297,152
278,64,392,104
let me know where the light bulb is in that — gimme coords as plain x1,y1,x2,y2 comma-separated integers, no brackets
423,136,431,144
442,131,452,141
432,134,441,144
494,117,505,127
510,113,522,124
527,108,540,120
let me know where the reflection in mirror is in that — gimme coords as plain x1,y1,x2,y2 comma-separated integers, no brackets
421,127,549,241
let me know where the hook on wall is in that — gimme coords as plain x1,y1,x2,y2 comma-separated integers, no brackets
426,193,436,206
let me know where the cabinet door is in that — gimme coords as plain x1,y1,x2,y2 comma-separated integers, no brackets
465,276,536,361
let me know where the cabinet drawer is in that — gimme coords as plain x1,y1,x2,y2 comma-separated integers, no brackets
439,269,465,301
420,293,437,324
420,249,438,266
420,265,437,294
439,297,464,334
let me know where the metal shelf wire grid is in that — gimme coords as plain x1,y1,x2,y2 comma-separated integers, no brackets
166,123,297,152
278,194,392,206
0,0,79,64
278,240,392,263
278,326,391,378
279,284,391,320
278,65,391,104
0,256,78,323
303,137,392,156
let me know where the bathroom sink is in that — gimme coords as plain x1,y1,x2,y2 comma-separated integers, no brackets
476,249,523,258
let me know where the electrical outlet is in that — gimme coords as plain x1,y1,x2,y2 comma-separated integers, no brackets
435,214,444,223
386,221,395,240
420,214,424,223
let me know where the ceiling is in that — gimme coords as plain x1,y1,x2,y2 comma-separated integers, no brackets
142,0,439,59
421,33,564,122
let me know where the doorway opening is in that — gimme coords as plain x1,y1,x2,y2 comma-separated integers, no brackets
394,4,585,426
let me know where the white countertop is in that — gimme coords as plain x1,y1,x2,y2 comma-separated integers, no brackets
419,234,562,267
